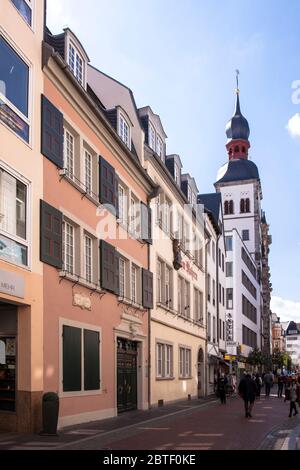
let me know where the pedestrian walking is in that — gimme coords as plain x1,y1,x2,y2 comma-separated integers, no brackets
284,376,291,402
264,371,273,397
255,373,262,399
238,372,257,418
277,374,284,398
217,373,228,404
288,378,299,418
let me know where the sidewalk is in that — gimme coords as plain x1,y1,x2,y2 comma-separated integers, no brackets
0,395,218,450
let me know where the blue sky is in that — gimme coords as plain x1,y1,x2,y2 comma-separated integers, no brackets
47,0,300,321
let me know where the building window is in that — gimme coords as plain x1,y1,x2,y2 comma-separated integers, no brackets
184,280,190,317
207,273,211,302
226,288,233,309
0,35,29,142
131,265,137,303
11,0,32,26
84,235,92,283
242,325,257,348
149,123,155,151
68,42,85,86
84,150,92,195
212,240,215,262
242,229,250,241
222,254,225,272
225,236,233,251
156,343,173,378
179,347,191,378
194,288,203,323
212,279,216,305
129,197,138,237
0,167,28,266
222,287,225,306
242,294,257,324
119,258,125,298
165,265,172,308
119,114,130,149
224,200,234,215
240,198,250,213
64,129,74,179
157,260,162,304
207,312,211,342
156,135,163,159
118,184,127,226
62,324,100,392
226,262,233,277
174,164,180,185
62,221,74,274
213,317,216,343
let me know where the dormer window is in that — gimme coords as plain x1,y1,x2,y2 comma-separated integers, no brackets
119,113,131,149
156,135,163,159
174,164,180,185
149,123,156,151
68,42,84,86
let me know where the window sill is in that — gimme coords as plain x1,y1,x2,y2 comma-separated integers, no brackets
58,271,103,293
157,302,175,314
179,376,193,381
156,377,175,381
118,296,145,311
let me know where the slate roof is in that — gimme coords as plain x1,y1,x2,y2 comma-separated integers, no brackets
197,193,222,234
216,158,259,184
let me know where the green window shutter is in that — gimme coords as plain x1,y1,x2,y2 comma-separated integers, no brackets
100,240,119,294
63,325,82,392
142,268,153,309
84,329,100,391
40,200,63,269
41,95,64,168
99,156,117,212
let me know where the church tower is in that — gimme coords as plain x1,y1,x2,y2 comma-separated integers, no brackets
215,82,262,269
214,76,265,363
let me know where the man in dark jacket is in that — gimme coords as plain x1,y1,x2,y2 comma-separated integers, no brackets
238,372,258,418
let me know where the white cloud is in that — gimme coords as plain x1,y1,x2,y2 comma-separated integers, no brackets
286,113,300,138
271,295,300,323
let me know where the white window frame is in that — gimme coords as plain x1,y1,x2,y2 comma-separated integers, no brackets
0,162,30,268
119,113,131,149
64,128,75,180
119,257,126,299
131,264,137,304
156,135,163,159
156,342,173,379
174,164,180,185
84,234,92,283
63,221,74,274
0,30,31,144
118,183,127,227
179,347,192,378
149,122,156,151
68,40,85,87
84,149,92,195
157,259,162,304
59,318,102,398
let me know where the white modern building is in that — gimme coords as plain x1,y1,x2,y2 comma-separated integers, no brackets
285,321,300,369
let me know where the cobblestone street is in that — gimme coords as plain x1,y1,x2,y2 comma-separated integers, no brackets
0,391,299,451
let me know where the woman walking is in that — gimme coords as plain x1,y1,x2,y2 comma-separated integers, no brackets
289,377,299,418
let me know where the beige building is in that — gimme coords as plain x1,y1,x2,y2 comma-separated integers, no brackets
138,107,207,405
0,0,44,432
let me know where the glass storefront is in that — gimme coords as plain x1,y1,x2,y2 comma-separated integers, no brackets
0,303,17,413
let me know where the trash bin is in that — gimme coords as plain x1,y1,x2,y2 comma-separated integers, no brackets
41,392,59,435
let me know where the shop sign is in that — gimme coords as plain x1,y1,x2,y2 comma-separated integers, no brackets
0,269,24,298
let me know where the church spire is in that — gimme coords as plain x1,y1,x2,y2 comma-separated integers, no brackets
225,71,250,160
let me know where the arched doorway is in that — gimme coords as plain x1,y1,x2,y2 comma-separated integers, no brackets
197,348,204,398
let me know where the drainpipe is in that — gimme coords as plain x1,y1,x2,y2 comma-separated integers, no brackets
216,234,221,370
204,232,210,397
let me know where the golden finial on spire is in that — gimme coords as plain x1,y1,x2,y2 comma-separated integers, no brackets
236,69,240,95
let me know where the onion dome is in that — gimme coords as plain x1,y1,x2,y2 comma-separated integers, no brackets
225,92,250,142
